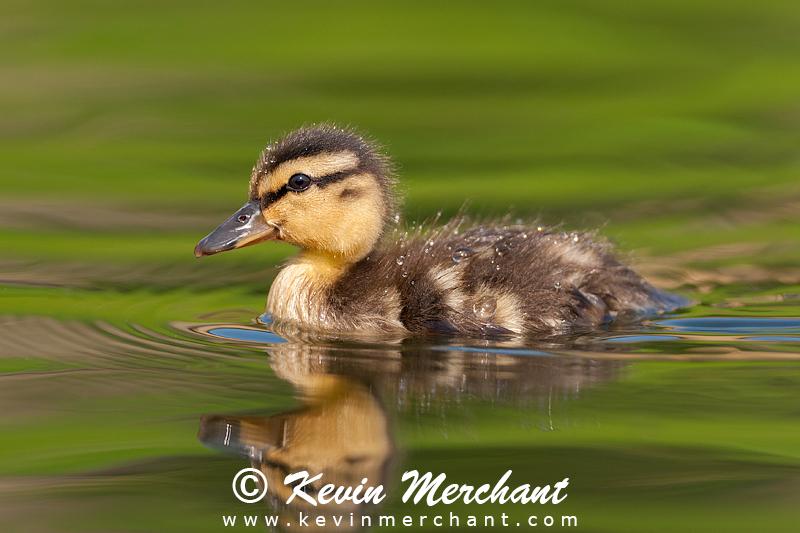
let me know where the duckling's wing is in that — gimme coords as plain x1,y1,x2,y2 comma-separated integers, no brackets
395,223,688,334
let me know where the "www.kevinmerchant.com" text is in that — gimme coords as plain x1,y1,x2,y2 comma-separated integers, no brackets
222,513,578,528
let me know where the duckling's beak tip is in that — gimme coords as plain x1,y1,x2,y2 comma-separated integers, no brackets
194,237,214,258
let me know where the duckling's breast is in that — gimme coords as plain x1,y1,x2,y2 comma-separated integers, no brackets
267,255,406,332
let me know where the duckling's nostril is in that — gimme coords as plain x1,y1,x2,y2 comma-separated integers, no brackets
238,215,249,223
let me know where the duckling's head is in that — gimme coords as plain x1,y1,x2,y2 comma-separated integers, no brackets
195,125,398,263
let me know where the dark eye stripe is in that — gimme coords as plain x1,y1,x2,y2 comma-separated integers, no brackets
261,168,363,207
261,184,288,208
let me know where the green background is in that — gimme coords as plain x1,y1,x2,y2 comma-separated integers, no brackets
3,0,800,296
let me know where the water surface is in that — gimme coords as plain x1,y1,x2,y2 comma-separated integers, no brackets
2,293,799,532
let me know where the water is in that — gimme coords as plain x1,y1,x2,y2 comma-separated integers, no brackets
1,294,799,532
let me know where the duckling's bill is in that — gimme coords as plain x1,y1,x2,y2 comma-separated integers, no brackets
194,201,277,257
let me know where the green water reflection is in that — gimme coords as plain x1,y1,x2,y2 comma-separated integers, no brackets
1,319,799,532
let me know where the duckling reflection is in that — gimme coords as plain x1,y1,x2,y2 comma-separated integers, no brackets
197,336,623,532
199,361,393,533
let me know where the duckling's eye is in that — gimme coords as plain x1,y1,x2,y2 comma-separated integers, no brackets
287,173,312,192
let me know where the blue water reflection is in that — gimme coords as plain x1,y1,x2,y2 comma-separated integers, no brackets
207,327,287,344
655,317,800,335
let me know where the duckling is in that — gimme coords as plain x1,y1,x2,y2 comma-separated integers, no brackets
195,125,687,335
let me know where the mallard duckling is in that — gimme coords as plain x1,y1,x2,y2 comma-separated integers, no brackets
195,125,687,335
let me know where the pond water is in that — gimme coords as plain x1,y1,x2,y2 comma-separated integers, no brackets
1,284,798,532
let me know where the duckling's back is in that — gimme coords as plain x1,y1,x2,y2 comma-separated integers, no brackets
328,218,688,335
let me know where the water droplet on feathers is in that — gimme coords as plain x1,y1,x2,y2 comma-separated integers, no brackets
473,296,497,320
452,248,474,263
